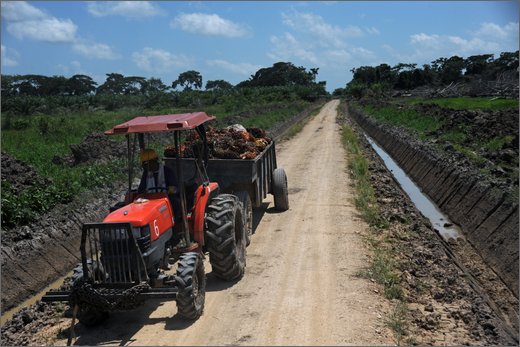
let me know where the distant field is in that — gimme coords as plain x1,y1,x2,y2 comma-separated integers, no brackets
405,97,519,110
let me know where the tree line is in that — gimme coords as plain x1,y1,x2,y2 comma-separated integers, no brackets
337,51,519,98
1,62,326,98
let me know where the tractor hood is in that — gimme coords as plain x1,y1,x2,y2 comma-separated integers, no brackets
104,197,174,229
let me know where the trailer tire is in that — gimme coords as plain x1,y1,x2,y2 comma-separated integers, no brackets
272,168,289,211
205,194,246,280
234,191,252,246
71,261,110,327
175,252,205,320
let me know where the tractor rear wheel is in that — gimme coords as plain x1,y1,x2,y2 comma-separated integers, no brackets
234,191,252,247
205,194,246,280
175,252,205,320
272,168,289,211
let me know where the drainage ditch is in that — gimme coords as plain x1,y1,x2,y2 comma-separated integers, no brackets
364,134,462,241
349,105,518,298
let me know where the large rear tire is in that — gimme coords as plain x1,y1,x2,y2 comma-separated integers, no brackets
272,168,289,211
175,252,206,320
234,191,252,247
205,194,246,280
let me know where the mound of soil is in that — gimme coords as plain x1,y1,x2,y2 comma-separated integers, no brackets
1,151,51,193
53,132,127,166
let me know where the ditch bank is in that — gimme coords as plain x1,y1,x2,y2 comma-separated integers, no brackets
347,104,519,298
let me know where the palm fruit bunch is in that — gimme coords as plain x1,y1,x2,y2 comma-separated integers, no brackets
164,125,271,160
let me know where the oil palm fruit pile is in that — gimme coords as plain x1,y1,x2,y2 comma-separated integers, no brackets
164,125,271,160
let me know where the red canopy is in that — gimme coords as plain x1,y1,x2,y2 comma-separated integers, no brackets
104,112,216,135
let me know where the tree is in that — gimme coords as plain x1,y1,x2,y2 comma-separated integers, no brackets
97,73,126,94
205,79,233,91
172,70,203,91
67,74,97,95
123,76,146,95
465,54,494,75
240,62,318,87
493,51,519,71
440,56,465,84
141,77,169,94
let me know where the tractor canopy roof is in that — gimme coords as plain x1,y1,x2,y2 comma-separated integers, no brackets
104,112,215,135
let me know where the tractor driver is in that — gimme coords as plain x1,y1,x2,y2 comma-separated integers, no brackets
138,148,177,194
138,149,182,219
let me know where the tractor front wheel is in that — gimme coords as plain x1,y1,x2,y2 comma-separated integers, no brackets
205,194,246,280
71,261,110,327
175,252,206,320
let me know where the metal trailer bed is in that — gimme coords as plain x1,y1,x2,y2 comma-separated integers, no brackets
165,141,278,208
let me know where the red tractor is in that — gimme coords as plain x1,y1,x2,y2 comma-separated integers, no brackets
45,112,248,325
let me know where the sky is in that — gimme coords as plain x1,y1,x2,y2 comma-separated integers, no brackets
1,1,518,92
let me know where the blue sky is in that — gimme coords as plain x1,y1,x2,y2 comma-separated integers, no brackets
1,1,518,91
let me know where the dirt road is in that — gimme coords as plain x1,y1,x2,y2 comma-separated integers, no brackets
55,100,393,346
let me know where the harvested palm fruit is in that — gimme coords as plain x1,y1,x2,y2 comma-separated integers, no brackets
164,125,271,160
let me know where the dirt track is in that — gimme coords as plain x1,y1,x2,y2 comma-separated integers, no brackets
51,100,393,345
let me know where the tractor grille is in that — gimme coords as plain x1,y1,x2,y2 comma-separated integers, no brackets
81,223,149,286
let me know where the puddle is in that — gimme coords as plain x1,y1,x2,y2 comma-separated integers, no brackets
364,134,462,240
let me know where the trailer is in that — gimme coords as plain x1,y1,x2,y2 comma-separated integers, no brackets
165,140,289,245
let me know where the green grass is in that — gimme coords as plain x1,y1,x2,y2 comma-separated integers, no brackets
360,105,443,138
341,126,388,229
481,135,516,151
386,302,410,345
407,96,519,110
438,130,467,144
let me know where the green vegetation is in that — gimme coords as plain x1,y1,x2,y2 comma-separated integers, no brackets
358,104,443,138
386,302,410,345
406,97,518,110
482,135,516,151
337,50,519,98
341,126,388,229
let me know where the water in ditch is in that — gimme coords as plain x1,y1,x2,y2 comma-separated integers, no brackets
364,134,462,240
0,271,72,325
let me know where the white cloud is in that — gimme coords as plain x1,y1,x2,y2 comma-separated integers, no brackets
87,1,163,18
206,60,261,76
475,22,519,40
2,1,120,62
268,32,319,65
365,27,380,35
1,44,20,67
281,11,367,48
7,18,78,43
171,13,248,38
73,42,119,60
409,22,518,60
132,47,190,73
0,1,46,22
410,33,441,49
2,2,77,43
